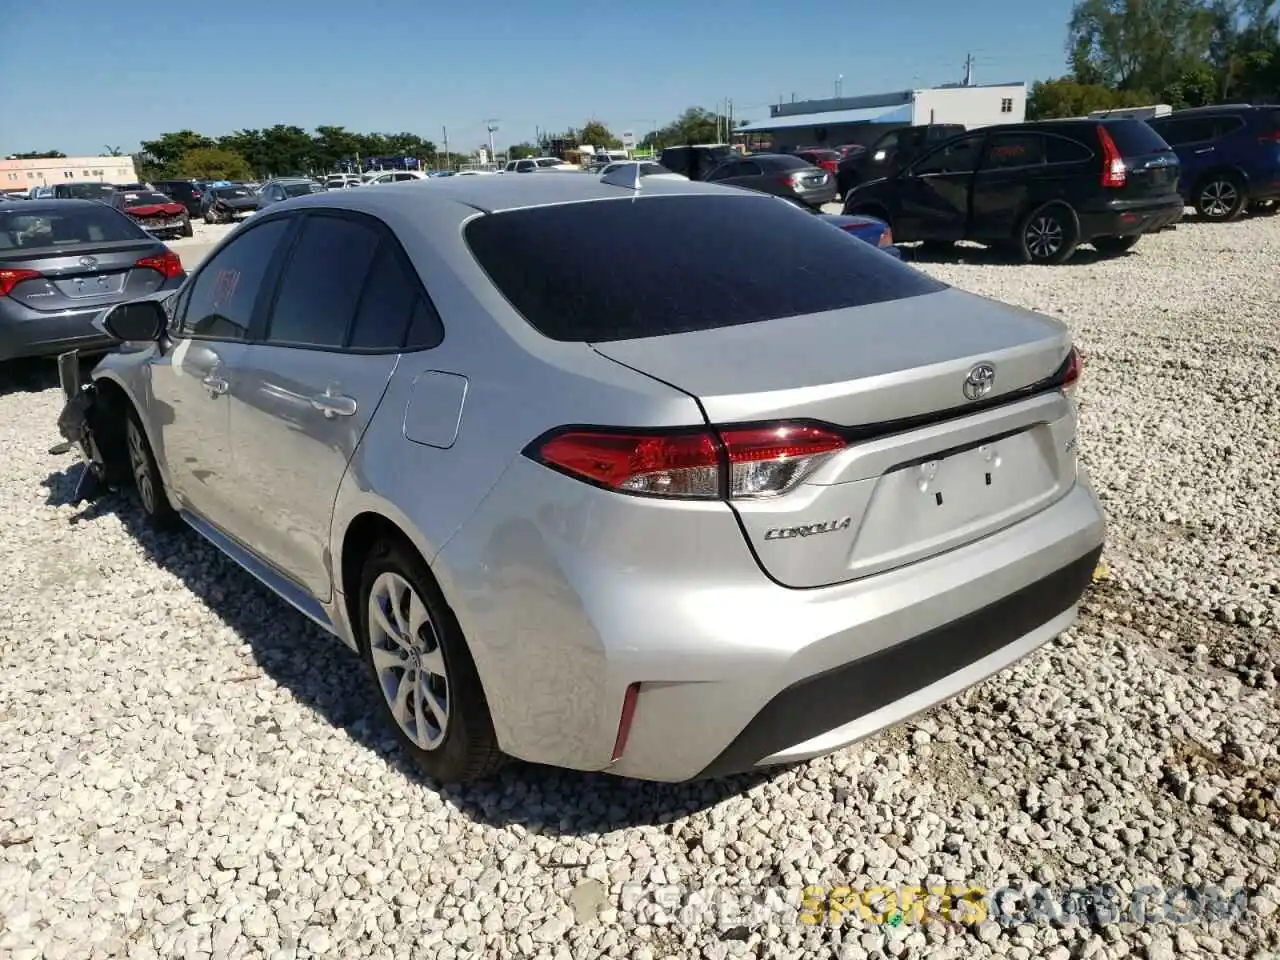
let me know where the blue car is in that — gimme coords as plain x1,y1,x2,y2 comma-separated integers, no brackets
1147,104,1280,221
818,213,901,258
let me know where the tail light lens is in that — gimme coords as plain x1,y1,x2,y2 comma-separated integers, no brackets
529,423,849,501
0,268,41,297
1097,125,1127,188
878,226,894,248
134,250,184,279
1258,129,1280,144
1062,346,1082,401
821,160,839,174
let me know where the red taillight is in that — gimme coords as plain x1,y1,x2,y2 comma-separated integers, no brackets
0,268,41,297
611,682,641,763
1063,347,1082,389
1097,125,1127,188
529,422,848,500
134,250,184,279
1258,129,1280,144
821,160,839,174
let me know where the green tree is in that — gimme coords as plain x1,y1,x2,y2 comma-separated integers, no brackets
578,120,622,149
1026,76,1156,118
139,130,215,172
175,147,254,180
506,142,538,159
640,107,723,150
7,150,66,159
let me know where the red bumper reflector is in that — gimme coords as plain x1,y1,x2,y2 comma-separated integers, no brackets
611,683,641,763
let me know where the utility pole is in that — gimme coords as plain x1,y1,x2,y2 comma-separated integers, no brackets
442,126,449,171
835,75,843,98
485,120,499,163
963,52,974,86
728,98,734,142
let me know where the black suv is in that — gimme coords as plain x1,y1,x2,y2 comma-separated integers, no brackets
843,118,1184,264
152,179,206,217
836,123,966,197
1146,104,1280,220
659,144,734,181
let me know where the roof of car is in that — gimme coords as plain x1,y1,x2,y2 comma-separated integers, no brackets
0,199,107,213
275,170,739,217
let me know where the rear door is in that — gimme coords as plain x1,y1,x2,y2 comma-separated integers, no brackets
224,210,416,600
894,132,985,241
970,131,1050,241
1148,116,1216,194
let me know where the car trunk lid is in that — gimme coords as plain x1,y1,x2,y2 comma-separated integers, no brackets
1,240,169,311
591,286,1080,587
1102,119,1182,196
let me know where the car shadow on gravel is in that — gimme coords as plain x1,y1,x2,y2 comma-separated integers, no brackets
1,354,105,398
899,242,1139,267
41,462,780,831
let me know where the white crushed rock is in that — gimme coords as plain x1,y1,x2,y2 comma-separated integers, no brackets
1,214,1277,959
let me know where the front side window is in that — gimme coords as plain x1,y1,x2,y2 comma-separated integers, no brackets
911,135,984,175
179,218,292,341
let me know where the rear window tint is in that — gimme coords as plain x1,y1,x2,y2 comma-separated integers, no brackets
0,206,143,250
464,195,946,342
1105,120,1174,155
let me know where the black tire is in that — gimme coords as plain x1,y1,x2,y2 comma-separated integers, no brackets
1092,235,1141,257
1194,173,1246,221
124,410,177,529
1249,199,1278,216
1016,204,1079,265
203,209,216,225
181,218,194,238
358,538,504,783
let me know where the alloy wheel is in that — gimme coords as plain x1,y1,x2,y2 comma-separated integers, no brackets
367,571,450,750
126,420,155,514
1026,215,1064,260
1201,180,1238,219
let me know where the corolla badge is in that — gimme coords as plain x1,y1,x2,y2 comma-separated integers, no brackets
764,517,852,541
78,256,98,269
963,362,996,401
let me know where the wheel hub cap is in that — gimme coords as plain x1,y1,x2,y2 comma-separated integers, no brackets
367,571,449,751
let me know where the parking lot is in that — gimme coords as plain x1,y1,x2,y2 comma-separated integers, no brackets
1,214,1278,960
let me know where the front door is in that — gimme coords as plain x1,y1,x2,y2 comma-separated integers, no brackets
149,216,294,532
226,211,421,600
893,132,985,242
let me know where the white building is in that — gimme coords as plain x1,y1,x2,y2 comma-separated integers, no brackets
738,82,1027,151
0,154,139,194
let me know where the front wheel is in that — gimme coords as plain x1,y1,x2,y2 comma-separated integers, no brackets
359,539,504,783
1016,205,1079,265
1092,235,1141,257
1195,174,1245,221
124,412,177,529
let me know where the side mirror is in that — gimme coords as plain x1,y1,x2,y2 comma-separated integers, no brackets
100,300,166,342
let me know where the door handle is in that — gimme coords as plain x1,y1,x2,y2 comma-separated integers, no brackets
201,374,229,396
1194,147,1214,154
310,390,357,418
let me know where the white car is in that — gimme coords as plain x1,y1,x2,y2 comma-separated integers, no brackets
363,170,429,185
502,157,581,174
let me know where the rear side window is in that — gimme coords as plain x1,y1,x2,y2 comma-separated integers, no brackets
1045,134,1093,164
464,194,947,342
349,243,444,350
983,133,1045,168
1109,119,1177,153
266,215,380,347
1211,115,1245,138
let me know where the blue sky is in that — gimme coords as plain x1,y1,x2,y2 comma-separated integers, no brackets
5,0,1074,156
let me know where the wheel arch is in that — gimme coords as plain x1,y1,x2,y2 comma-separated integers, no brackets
1191,165,1251,197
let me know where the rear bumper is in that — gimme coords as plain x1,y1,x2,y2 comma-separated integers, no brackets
1077,196,1185,238
0,308,117,362
437,456,1107,782
797,184,839,207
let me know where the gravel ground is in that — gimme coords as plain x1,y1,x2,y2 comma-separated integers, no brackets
2,216,1278,960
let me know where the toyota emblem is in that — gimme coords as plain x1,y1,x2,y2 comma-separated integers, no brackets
963,362,996,401
78,255,98,269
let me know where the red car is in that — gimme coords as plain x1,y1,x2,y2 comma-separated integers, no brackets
118,190,193,239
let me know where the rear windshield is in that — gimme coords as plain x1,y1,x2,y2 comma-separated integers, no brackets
1106,120,1174,155
214,187,252,198
1262,109,1280,134
0,207,143,250
59,183,117,200
464,194,946,342
760,155,814,170
283,182,320,197
123,192,175,206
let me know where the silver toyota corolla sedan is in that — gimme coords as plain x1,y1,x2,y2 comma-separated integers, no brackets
54,171,1106,784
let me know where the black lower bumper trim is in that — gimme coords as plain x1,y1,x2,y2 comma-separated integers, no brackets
696,544,1103,779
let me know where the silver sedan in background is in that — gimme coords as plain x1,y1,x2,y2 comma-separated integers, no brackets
56,175,1104,783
